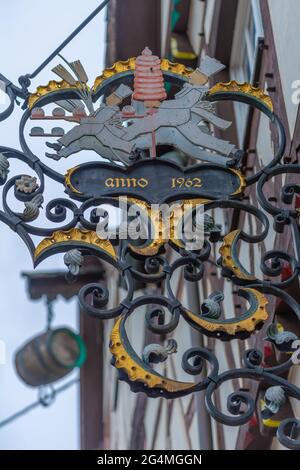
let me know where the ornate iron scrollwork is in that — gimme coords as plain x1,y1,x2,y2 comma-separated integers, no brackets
1,46,300,449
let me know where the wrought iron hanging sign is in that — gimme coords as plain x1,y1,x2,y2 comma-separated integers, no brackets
1,2,300,449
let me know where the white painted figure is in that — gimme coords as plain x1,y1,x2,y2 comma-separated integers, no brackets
44,50,239,166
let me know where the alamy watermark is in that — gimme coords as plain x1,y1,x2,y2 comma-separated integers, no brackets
291,80,300,104
291,340,300,365
95,198,206,251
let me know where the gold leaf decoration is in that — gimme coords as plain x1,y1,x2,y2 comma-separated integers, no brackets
123,197,209,256
93,58,193,95
28,58,193,109
208,81,274,112
93,57,137,93
230,168,247,197
110,317,193,393
28,81,89,109
219,229,257,281
184,288,268,336
34,228,116,261
64,166,83,195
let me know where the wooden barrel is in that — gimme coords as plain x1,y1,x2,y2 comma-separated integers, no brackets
15,328,86,387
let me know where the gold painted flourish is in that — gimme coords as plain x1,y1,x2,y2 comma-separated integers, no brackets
64,166,83,195
230,168,247,197
93,57,136,93
184,288,268,336
93,57,193,95
207,81,274,112
110,316,193,393
28,81,90,109
34,227,116,261
118,196,164,256
219,230,257,281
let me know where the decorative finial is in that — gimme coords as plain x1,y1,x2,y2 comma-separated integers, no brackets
64,249,84,276
0,153,10,181
201,291,224,319
21,194,44,222
142,46,152,56
142,339,177,364
265,323,298,353
262,386,286,419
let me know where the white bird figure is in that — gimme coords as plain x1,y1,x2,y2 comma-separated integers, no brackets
44,51,239,166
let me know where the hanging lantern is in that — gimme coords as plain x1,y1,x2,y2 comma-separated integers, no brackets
15,328,86,387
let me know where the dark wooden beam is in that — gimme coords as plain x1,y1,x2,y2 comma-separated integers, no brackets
80,303,104,449
22,258,105,301
206,0,238,66
106,0,161,66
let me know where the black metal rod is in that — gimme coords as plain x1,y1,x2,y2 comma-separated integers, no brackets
28,0,111,79
0,378,79,429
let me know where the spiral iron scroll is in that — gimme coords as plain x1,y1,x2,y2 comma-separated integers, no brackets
1,60,300,449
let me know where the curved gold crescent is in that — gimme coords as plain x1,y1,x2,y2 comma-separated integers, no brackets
183,288,268,337
34,228,116,263
93,57,193,95
207,80,273,112
219,229,257,281
110,316,193,393
28,82,90,109
28,58,193,109
123,197,165,257
64,166,83,195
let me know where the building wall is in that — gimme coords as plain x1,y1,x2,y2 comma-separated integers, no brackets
161,0,171,56
158,0,300,450
268,0,300,136
103,0,300,451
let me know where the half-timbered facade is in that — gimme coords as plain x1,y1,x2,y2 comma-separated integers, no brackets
101,0,300,450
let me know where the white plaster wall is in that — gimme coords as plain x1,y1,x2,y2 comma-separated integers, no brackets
288,366,300,419
187,0,205,56
256,105,275,167
268,0,300,137
204,0,216,43
161,0,171,56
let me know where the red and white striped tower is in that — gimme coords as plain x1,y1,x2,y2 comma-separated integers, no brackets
132,47,167,106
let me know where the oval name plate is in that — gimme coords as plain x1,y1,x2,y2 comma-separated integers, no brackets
65,159,245,203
